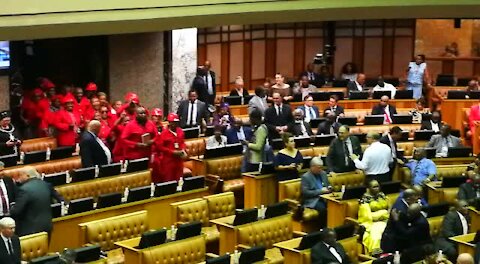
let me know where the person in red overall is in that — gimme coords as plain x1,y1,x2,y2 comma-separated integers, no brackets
111,113,129,162
83,97,101,125
21,88,50,138
117,94,140,121
121,107,156,160
53,94,82,147
85,82,97,100
151,113,187,183
73,87,90,118
40,94,63,136
150,108,164,135
96,106,111,144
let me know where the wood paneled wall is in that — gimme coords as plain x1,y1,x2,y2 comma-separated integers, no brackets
198,20,415,92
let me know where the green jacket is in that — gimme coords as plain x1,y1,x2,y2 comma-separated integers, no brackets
247,125,268,163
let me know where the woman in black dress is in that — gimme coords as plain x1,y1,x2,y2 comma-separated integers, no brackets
0,111,22,156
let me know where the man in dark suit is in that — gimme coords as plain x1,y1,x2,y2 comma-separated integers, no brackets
10,166,58,236
264,92,294,139
0,162,16,219
380,126,405,176
371,95,397,124
225,118,253,144
458,174,480,205
311,228,351,264
435,200,470,261
391,188,419,214
299,63,324,88
191,66,208,104
317,112,340,135
79,120,111,168
177,90,209,129
427,125,462,157
381,203,432,254
347,73,366,94
288,109,313,137
203,61,216,105
0,217,20,264
323,95,345,117
420,110,443,132
326,125,362,173
297,95,320,123
301,157,331,227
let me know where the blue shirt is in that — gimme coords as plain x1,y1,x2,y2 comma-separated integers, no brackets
406,158,437,185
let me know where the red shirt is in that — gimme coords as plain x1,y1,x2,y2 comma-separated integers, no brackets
469,104,480,132
98,120,111,143
53,109,82,146
121,120,157,160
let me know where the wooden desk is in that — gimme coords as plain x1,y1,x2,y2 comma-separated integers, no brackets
468,207,480,231
425,181,443,204
431,157,475,165
210,215,237,255
441,99,476,131
243,173,278,208
450,233,476,256
320,192,346,228
274,237,307,264
50,187,209,252
114,237,142,264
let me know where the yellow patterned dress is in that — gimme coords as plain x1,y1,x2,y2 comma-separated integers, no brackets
358,192,390,254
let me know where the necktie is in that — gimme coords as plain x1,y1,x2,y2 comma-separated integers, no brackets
277,106,282,116
309,108,315,119
413,160,421,177
205,75,209,91
330,125,334,135
189,102,194,126
384,108,392,124
7,239,13,255
0,183,8,215
343,141,350,165
309,72,313,80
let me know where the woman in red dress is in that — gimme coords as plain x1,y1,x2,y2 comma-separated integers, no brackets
151,113,187,183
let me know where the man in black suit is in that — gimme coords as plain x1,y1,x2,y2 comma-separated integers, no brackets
323,95,345,117
380,126,405,176
203,61,216,105
420,110,443,132
381,203,432,254
288,109,313,137
435,200,470,261
264,92,294,139
458,174,480,205
371,95,397,124
347,73,366,94
191,67,209,104
80,120,112,168
311,228,351,264
177,90,209,129
10,166,58,236
326,125,362,173
0,162,16,219
0,217,20,264
299,63,324,88
317,112,340,135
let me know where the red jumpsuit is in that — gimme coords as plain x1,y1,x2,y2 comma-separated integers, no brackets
111,124,125,162
74,97,90,118
469,104,480,134
21,97,50,135
53,109,81,146
121,120,157,160
98,120,111,143
151,127,186,183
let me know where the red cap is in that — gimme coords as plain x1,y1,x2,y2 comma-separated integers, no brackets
40,78,55,90
85,82,97,91
167,113,179,122
33,88,43,96
51,94,63,102
62,94,75,104
131,97,140,104
151,108,163,116
124,92,138,101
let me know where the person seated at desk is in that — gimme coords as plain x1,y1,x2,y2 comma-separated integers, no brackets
297,94,319,123
410,97,430,124
301,157,331,228
273,133,303,181
229,75,250,98
311,228,352,264
466,79,479,93
206,125,227,149
405,148,437,186
371,95,397,124
293,75,317,100
435,200,470,262
0,217,21,264
373,76,397,99
270,73,293,103
300,62,323,88
358,179,390,255
317,112,340,135
426,125,461,157
466,155,480,178
351,132,392,183
288,109,313,137
340,62,358,82
323,94,345,117
326,125,362,173
212,103,234,129
264,92,294,139
318,65,335,86
381,203,432,254
421,110,443,132
457,174,480,206
347,73,366,94
225,118,253,145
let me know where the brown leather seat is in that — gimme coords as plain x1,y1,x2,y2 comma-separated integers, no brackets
20,137,57,153
20,232,49,262
2,157,81,180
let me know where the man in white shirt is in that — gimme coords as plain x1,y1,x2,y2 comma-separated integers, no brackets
206,125,227,149
373,76,397,98
0,217,20,264
347,73,366,94
351,131,392,183
311,228,351,264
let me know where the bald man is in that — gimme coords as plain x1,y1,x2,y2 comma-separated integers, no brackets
79,120,112,167
0,217,20,264
457,253,474,264
436,200,470,261
371,95,397,124
347,73,366,93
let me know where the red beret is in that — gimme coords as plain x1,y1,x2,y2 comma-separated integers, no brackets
85,82,97,91
62,94,75,104
151,108,163,116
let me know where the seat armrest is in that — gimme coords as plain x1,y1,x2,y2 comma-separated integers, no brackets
236,244,251,250
205,174,220,182
359,254,376,261
293,231,307,237
206,253,220,259
345,217,359,225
